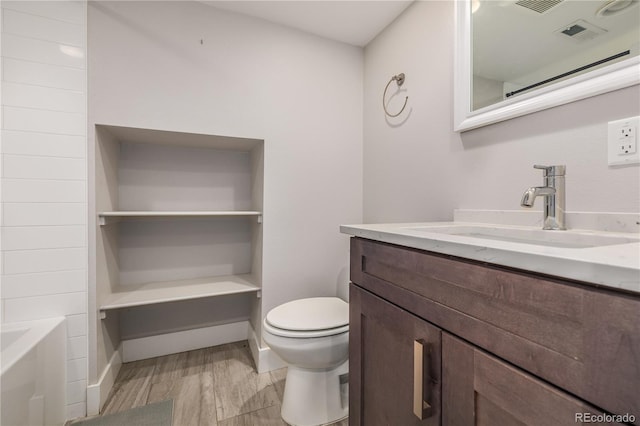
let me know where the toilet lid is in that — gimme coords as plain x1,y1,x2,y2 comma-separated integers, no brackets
265,297,348,331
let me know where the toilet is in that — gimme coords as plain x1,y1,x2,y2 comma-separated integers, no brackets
263,297,349,426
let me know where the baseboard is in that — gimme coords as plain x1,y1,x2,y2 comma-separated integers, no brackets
86,344,123,416
248,325,286,373
122,321,250,362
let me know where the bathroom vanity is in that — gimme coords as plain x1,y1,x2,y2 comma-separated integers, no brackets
343,218,640,425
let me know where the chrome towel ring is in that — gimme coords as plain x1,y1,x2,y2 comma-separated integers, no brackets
383,73,408,117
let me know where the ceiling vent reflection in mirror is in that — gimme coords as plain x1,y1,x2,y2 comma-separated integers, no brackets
515,0,564,14
555,19,607,43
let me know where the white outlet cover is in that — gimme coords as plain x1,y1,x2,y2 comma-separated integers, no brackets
608,116,640,166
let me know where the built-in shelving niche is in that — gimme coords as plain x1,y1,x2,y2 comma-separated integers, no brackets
94,124,263,360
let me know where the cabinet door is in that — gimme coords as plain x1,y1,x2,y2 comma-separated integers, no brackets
442,333,613,426
350,284,441,426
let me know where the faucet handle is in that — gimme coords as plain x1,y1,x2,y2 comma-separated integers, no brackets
533,164,566,176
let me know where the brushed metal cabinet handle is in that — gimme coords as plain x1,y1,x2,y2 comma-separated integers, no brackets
413,339,434,420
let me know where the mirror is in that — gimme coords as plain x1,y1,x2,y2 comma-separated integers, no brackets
454,0,640,131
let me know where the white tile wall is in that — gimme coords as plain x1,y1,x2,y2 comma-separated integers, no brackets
1,225,86,250
2,58,85,91
2,8,85,46
66,403,88,421
2,203,86,226
1,270,86,298
2,82,85,112
3,106,86,135
2,247,87,275
67,313,88,337
67,357,87,382
3,154,86,180
1,1,88,420
1,131,86,158
68,335,88,359
67,380,88,405
2,179,86,202
2,1,85,24
3,292,87,321
1,33,85,68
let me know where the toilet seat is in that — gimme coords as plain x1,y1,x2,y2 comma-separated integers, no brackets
264,297,349,338
263,321,348,338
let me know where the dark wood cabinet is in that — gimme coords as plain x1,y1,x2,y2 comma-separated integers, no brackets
350,284,441,426
349,237,640,426
442,334,606,426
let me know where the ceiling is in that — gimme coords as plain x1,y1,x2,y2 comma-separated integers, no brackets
201,1,414,47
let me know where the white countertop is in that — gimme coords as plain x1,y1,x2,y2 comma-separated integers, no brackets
340,218,640,295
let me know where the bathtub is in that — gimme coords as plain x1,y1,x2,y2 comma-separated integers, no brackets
1,317,67,426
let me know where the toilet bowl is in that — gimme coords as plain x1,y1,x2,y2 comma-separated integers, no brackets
263,297,349,426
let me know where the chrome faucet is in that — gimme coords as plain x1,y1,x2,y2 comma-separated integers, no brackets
521,165,566,230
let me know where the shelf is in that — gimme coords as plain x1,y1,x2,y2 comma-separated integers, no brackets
98,211,262,225
97,124,263,151
99,274,260,316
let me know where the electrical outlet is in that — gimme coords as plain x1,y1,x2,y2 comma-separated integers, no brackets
608,116,640,166
618,138,636,155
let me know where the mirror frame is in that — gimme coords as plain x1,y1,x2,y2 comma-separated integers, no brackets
454,0,640,132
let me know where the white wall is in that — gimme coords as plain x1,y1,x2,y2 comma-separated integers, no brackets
1,1,88,420
88,0,362,378
364,1,640,223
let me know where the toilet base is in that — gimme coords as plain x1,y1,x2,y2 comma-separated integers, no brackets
281,360,349,426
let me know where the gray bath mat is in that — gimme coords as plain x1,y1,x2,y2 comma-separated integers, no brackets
70,400,173,426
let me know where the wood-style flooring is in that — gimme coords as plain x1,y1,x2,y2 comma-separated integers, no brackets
73,341,348,426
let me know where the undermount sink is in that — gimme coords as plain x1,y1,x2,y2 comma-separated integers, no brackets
404,225,640,249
